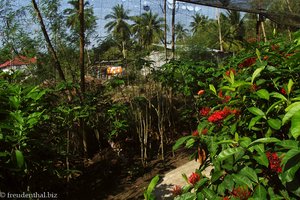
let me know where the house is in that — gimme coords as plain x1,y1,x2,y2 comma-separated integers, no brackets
0,56,37,73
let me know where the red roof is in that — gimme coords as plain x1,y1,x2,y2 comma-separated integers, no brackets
0,56,37,69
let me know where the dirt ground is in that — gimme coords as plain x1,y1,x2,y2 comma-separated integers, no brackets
66,149,192,200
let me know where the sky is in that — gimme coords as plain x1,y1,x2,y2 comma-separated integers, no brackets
8,0,222,45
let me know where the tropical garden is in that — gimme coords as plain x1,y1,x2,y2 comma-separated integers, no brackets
0,0,300,199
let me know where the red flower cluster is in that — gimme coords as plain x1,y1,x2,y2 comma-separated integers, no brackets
201,128,208,135
266,152,282,173
172,185,182,196
225,68,236,77
197,89,205,95
192,130,199,136
231,186,251,200
238,57,256,68
218,90,231,103
223,197,230,200
200,107,211,116
208,107,238,123
188,172,200,185
281,88,286,95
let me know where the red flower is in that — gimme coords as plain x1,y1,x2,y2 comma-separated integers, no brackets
238,57,256,68
231,186,251,200
263,55,269,60
208,107,233,123
266,152,282,173
200,107,211,116
197,90,205,95
223,95,231,103
231,109,240,116
192,130,199,136
188,172,200,185
250,84,258,92
201,128,208,135
281,88,286,95
225,68,236,77
172,185,182,196
223,197,230,200
218,90,223,98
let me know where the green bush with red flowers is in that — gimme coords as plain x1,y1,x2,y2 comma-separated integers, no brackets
172,31,300,200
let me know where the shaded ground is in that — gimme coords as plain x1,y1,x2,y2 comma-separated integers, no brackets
66,149,193,200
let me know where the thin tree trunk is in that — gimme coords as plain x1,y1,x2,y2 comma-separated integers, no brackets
261,21,267,42
79,0,85,95
217,8,223,51
285,0,293,41
164,0,167,60
171,0,176,59
31,0,66,82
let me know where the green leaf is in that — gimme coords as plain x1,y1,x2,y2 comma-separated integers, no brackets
287,79,294,95
267,118,281,130
145,175,159,197
194,177,208,190
248,107,265,117
173,136,192,151
248,116,262,130
291,112,300,139
270,92,288,101
256,89,269,100
14,150,24,168
248,138,280,148
240,166,258,183
232,174,253,190
281,149,300,166
253,185,267,199
217,147,244,162
256,48,262,62
266,100,284,115
9,96,20,109
281,162,300,183
282,102,300,125
202,188,217,200
185,138,195,148
276,140,299,149
174,192,196,200
209,84,216,95
253,153,269,167
251,66,265,84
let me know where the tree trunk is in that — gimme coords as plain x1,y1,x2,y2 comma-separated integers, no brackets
171,0,176,59
31,0,66,82
217,8,223,51
164,0,167,60
79,0,85,95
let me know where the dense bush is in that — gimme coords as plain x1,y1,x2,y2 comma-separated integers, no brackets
172,31,300,199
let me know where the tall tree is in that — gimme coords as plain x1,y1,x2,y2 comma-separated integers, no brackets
175,22,188,42
64,0,96,44
190,13,208,35
132,11,164,49
104,4,131,59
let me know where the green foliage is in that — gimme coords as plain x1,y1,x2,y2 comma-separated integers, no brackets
144,175,160,200
172,31,300,199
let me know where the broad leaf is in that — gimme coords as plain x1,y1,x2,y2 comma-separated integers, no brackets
14,150,24,168
217,147,244,162
248,107,265,117
256,89,269,100
145,175,159,197
253,185,267,199
173,136,192,151
248,137,280,148
287,79,294,95
291,112,300,139
251,66,265,84
270,92,288,101
248,116,262,130
209,84,216,95
240,166,258,183
282,102,300,125
232,174,253,190
267,118,281,130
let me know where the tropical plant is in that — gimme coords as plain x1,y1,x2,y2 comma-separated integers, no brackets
105,4,131,59
175,22,189,42
190,13,208,35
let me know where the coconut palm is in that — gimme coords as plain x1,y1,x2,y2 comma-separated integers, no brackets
190,13,208,34
63,0,97,43
131,11,164,49
104,4,131,58
175,22,189,42
220,10,245,41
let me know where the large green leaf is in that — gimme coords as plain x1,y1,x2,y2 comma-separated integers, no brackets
14,150,24,168
253,153,269,167
281,149,300,166
256,89,269,100
248,138,280,148
248,107,265,117
240,166,258,183
267,118,281,130
291,112,300,139
174,192,196,200
281,162,300,183
185,138,195,148
232,174,253,190
173,136,192,151
202,188,217,200
251,66,265,84
144,175,159,200
270,92,288,101
253,185,267,199
217,147,244,162
282,102,300,125
287,79,294,95
276,140,299,149
209,84,216,95
248,116,262,130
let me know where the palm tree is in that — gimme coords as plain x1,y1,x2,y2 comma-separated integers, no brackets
104,4,131,58
175,22,189,42
190,13,208,34
64,0,97,43
220,10,245,41
131,11,164,49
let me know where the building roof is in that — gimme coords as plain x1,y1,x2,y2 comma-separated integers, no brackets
0,56,37,69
